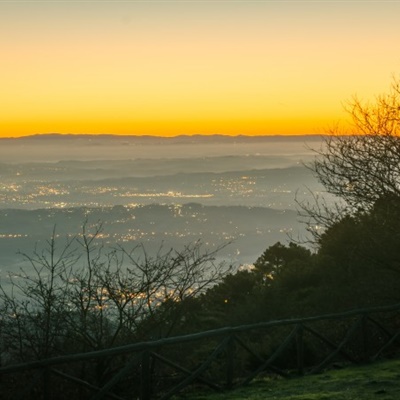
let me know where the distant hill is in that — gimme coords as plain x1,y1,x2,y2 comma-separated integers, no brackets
0,133,322,163
1,133,324,144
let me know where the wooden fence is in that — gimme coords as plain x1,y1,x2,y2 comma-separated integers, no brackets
1,303,400,399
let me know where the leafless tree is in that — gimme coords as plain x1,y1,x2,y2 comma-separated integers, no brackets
0,224,231,366
300,77,400,238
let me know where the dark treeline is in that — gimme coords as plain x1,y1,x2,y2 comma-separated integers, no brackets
190,193,400,330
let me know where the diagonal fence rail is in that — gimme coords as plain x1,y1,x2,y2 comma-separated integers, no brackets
1,303,400,399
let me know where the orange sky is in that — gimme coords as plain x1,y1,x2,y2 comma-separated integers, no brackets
1,1,400,138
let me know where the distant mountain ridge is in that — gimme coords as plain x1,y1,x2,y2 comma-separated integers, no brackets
0,133,321,164
1,133,324,144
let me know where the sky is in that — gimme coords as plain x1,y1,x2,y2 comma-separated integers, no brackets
1,0,400,138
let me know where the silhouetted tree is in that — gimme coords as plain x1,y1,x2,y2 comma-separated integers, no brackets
0,224,231,370
302,77,400,236
254,242,312,280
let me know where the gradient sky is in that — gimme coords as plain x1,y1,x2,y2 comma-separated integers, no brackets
1,0,400,137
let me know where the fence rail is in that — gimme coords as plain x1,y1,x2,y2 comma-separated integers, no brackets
2,303,400,399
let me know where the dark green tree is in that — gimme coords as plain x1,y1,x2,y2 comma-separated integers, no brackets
254,242,312,280
200,269,261,326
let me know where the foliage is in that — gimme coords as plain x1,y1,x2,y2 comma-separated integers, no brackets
255,242,311,274
200,269,261,326
199,192,400,324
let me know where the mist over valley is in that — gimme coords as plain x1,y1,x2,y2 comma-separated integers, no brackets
0,135,330,278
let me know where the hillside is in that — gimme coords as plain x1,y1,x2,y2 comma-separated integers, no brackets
188,358,400,400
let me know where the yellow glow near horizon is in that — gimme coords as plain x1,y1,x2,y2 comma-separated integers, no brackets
1,1,399,138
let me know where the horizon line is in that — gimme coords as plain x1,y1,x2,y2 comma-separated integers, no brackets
0,132,328,140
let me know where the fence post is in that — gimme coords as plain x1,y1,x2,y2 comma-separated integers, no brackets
226,334,236,390
296,324,304,376
141,351,152,400
42,366,51,400
361,314,369,363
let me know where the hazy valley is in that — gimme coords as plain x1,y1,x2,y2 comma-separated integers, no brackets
0,135,329,276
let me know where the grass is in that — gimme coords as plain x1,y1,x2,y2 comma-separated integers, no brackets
183,358,400,400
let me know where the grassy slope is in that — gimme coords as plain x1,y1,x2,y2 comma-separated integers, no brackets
185,358,400,400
